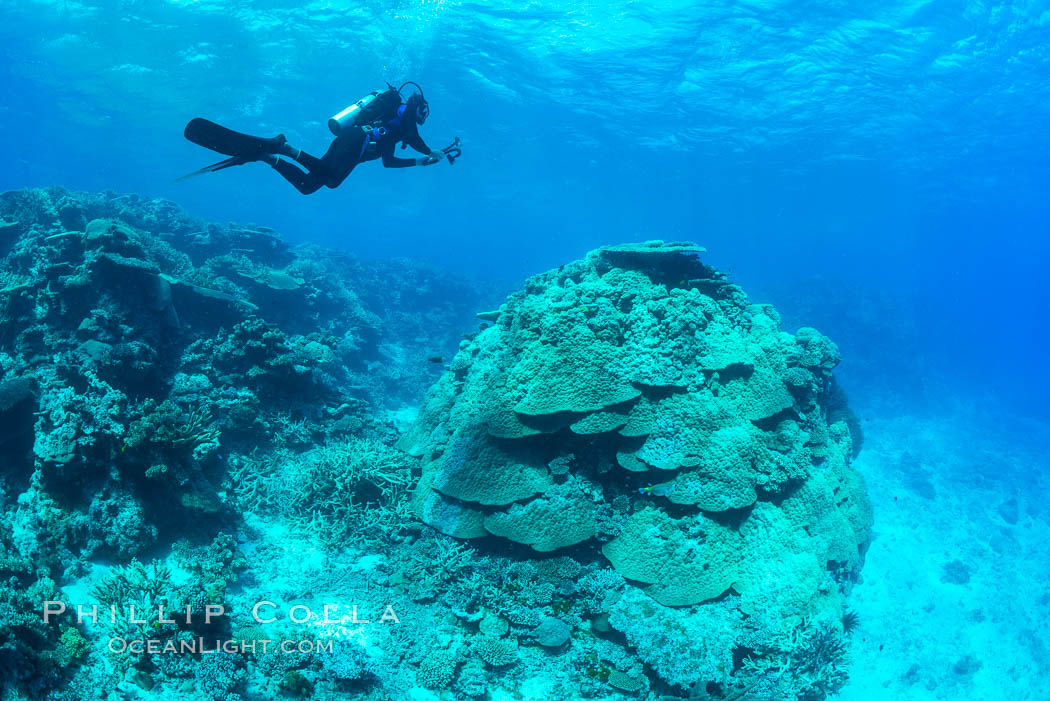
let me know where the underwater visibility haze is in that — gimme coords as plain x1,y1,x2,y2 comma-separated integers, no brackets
0,0,1048,700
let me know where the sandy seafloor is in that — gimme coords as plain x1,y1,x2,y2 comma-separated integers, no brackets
839,397,1050,700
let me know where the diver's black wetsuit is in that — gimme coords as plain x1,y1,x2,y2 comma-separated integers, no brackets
273,118,431,195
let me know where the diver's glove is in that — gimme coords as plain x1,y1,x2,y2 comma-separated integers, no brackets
417,153,443,166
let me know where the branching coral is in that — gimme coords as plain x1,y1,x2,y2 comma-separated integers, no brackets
125,399,221,460
194,651,247,701
417,649,459,688
90,559,172,631
396,536,478,602
231,437,414,548
734,619,850,701
473,636,518,667
88,558,182,681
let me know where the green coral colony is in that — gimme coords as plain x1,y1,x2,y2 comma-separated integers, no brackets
0,188,871,699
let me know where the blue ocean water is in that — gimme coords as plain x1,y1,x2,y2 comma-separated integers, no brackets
3,0,1048,412
1,0,1048,699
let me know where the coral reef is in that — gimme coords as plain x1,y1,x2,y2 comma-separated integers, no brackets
0,187,490,699
400,240,873,694
0,186,484,554
0,521,79,698
0,189,872,700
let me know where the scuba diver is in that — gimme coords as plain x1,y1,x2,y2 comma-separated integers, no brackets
178,82,461,194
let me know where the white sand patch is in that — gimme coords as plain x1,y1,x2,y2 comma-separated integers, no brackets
839,403,1050,701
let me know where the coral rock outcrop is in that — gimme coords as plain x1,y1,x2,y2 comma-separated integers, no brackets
402,239,872,606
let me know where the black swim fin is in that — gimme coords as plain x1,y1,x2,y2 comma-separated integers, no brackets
184,118,287,159
176,118,287,181
171,156,247,183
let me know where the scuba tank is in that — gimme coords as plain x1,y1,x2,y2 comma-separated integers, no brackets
328,91,383,136
329,83,425,137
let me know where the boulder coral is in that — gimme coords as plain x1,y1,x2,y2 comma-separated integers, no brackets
401,240,873,690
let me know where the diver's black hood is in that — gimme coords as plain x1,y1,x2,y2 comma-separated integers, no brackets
405,92,429,125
